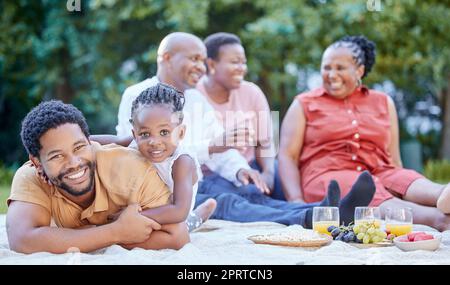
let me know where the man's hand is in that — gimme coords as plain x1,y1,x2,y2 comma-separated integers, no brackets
209,127,254,154
112,204,161,244
236,169,270,195
260,171,274,193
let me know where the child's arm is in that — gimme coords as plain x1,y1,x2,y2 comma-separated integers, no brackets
89,134,133,147
120,222,190,250
139,155,197,224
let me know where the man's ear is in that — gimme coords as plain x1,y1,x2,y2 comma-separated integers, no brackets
162,52,171,63
29,155,42,170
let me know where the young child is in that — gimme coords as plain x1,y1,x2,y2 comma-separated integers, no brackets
86,84,216,231
127,83,217,231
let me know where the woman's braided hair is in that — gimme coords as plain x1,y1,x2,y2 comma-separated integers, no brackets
331,35,376,78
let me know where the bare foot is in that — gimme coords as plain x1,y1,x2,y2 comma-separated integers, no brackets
434,211,450,232
186,199,217,232
437,184,450,214
194,198,217,223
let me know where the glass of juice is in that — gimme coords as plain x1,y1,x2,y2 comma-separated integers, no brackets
354,207,381,228
312,207,340,235
385,207,413,236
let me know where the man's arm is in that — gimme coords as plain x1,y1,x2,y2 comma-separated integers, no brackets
6,201,157,254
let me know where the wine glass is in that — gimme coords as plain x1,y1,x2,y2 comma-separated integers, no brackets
354,207,381,228
385,207,413,237
312,207,340,235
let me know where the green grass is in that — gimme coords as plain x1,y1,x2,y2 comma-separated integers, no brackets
424,160,450,184
0,185,10,214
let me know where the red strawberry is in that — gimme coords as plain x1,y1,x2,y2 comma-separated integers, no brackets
407,232,426,241
413,234,434,242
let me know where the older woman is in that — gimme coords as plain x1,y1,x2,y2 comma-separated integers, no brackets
196,32,283,199
279,35,450,231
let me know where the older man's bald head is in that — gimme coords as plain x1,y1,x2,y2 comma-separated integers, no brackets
157,32,204,57
156,32,207,91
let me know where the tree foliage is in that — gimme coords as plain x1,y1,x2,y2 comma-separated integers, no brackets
1,0,449,166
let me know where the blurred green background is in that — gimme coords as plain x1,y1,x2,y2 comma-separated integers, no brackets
1,0,450,211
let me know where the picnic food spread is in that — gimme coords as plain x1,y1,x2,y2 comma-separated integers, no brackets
248,207,443,252
248,228,332,247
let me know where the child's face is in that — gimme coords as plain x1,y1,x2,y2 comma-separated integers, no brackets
132,105,185,163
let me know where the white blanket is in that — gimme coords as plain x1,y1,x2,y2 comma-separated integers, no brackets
1,215,450,265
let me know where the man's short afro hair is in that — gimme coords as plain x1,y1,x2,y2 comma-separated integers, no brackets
20,100,90,158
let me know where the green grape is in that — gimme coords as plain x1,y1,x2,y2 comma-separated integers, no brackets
369,221,379,229
377,231,387,238
372,236,382,243
358,225,368,233
353,225,361,234
367,228,376,235
363,235,371,244
357,233,365,240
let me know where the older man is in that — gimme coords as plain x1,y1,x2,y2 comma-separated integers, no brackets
6,100,189,254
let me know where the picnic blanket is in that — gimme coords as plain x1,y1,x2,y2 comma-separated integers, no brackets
1,214,450,265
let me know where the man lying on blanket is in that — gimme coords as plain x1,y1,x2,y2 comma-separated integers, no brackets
6,100,189,254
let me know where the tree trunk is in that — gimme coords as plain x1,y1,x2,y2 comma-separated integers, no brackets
441,75,450,160
54,48,75,102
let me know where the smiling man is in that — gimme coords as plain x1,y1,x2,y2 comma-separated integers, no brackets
6,100,189,254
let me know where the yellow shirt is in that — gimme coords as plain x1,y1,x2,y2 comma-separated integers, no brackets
7,143,171,228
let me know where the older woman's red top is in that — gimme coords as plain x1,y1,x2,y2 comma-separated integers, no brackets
296,86,422,206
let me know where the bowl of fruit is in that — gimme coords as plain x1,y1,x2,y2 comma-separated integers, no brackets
393,231,441,251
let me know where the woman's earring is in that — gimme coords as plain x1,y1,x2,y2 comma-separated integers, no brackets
357,78,362,86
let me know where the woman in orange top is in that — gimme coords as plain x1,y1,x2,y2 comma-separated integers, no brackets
279,35,450,231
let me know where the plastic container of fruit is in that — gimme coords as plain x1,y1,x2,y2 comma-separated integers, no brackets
393,231,442,251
